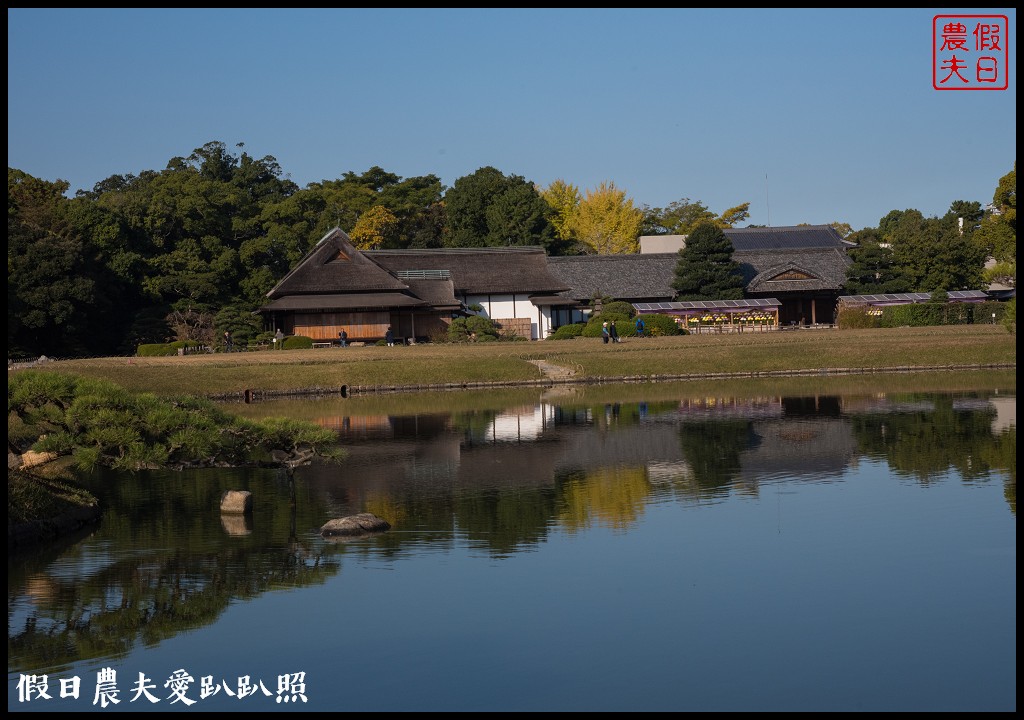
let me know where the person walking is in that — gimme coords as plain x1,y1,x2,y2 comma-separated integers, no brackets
601,322,610,344
609,321,620,343
223,330,233,352
635,316,645,337
385,326,395,347
339,329,348,348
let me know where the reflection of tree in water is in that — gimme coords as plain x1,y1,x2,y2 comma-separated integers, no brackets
677,420,760,496
452,487,560,557
556,466,652,532
849,395,1014,488
8,468,340,673
552,401,678,429
984,427,1015,514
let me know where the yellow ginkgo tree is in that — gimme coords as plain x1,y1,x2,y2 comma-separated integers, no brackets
571,181,644,255
350,205,400,250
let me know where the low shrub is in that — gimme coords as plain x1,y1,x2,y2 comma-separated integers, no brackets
643,313,684,336
837,306,880,329
548,323,585,340
448,316,500,342
282,335,313,350
600,301,636,318
136,340,206,357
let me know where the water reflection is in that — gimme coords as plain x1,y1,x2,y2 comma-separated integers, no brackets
8,379,1016,707
8,469,340,674
304,386,1015,549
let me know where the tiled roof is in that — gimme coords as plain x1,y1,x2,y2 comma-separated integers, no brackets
724,224,848,251
737,248,852,293
547,253,678,302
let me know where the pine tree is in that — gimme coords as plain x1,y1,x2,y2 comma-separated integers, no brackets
671,222,745,299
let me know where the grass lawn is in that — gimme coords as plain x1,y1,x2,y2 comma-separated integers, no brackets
22,325,1015,399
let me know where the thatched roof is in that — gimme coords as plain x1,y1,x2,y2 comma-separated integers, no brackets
403,278,461,310
367,246,568,295
265,228,408,299
260,293,426,311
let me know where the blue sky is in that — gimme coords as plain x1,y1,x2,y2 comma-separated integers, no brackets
7,8,1017,232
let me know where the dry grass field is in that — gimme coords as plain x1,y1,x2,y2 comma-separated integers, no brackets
18,325,1015,400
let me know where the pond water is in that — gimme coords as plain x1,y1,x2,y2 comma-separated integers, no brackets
8,374,1016,712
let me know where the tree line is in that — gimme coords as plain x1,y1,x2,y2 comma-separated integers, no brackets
7,140,1015,357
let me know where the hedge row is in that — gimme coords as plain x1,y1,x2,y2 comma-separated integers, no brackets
838,301,1010,329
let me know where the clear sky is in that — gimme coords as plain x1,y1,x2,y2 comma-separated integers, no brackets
7,8,1017,232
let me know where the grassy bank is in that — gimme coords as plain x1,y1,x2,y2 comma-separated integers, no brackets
27,325,1016,398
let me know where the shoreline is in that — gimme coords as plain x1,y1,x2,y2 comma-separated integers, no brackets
209,361,1017,402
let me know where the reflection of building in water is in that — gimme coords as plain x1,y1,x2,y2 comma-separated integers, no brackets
837,394,1011,438
675,396,783,420
733,418,858,488
488,404,555,442
315,414,392,437
645,460,694,485
989,396,1016,434
304,392,1009,513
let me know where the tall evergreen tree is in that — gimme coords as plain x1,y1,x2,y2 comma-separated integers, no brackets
844,228,912,294
671,222,745,300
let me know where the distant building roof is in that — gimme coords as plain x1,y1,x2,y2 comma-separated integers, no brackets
724,225,850,251
547,253,678,302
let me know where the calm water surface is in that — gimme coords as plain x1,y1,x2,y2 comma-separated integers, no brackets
8,377,1016,711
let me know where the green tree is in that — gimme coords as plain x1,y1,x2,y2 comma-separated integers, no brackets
642,198,714,235
443,167,554,249
844,228,912,294
7,171,105,358
214,303,265,350
641,198,750,235
881,209,985,291
443,167,512,248
993,162,1016,217
402,201,446,249
570,181,644,255
374,170,446,248
829,221,854,238
671,221,745,300
484,181,555,248
975,162,1016,288
716,202,751,228
947,199,985,231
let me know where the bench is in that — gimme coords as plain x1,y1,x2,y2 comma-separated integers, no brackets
312,342,333,349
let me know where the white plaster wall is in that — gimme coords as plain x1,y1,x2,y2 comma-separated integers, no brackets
465,293,542,339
